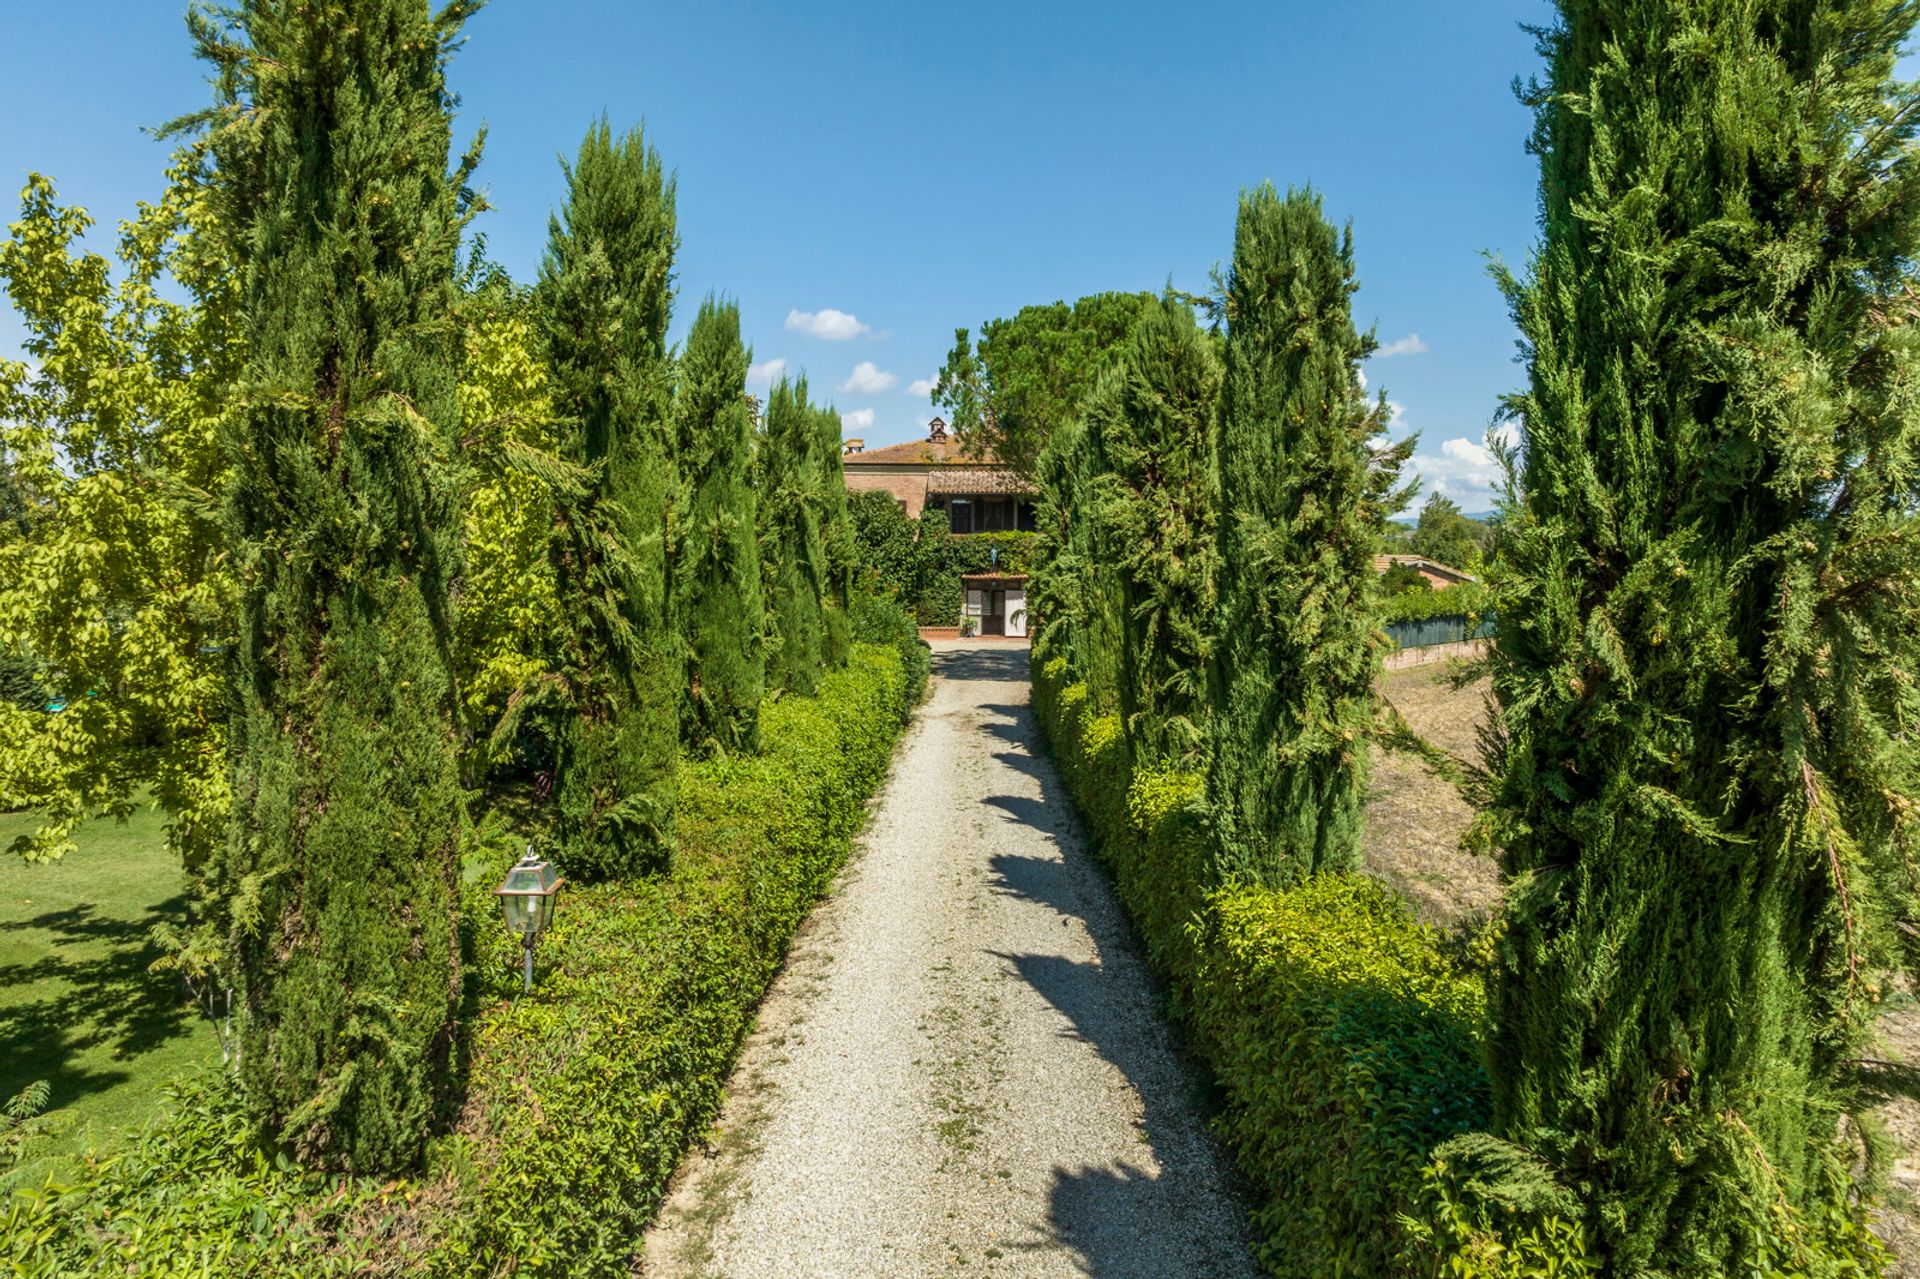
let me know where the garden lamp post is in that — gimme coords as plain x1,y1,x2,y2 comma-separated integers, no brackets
494,847,564,992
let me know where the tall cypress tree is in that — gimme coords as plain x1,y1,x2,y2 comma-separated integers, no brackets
192,0,476,1170
1486,4,1920,1270
674,297,763,753
1084,296,1219,764
761,376,825,694
816,403,855,669
1205,186,1409,887
537,121,678,879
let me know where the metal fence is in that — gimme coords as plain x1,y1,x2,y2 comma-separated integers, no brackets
1385,614,1494,651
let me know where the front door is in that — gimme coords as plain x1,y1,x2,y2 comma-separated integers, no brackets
983,590,1006,636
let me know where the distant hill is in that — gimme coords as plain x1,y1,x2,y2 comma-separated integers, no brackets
1388,511,1497,528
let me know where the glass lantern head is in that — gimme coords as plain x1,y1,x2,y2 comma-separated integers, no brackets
495,849,564,940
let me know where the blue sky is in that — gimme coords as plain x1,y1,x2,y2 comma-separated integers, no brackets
1,0,1565,512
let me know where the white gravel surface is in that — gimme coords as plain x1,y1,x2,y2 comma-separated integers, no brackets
643,641,1258,1279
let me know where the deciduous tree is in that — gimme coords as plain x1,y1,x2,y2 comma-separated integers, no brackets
934,292,1154,475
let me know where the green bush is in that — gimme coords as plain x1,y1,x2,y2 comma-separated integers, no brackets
4,644,915,1278
850,589,930,708
1379,581,1490,626
1030,648,1572,1277
1,1072,397,1278
1195,877,1489,1276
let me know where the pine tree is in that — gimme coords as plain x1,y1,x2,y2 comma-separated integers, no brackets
1486,4,1920,1270
1083,296,1219,764
760,377,826,694
190,0,477,1171
1206,186,1409,888
816,403,855,669
537,121,678,879
674,297,763,753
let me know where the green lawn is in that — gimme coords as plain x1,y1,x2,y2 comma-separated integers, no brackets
0,804,218,1165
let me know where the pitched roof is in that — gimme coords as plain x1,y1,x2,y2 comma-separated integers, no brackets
845,435,975,465
927,468,1036,497
1372,553,1480,584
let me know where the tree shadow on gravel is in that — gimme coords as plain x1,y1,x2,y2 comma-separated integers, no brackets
985,928,1255,1275
983,768,1255,1274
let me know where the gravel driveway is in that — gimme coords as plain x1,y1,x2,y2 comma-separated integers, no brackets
643,641,1257,1279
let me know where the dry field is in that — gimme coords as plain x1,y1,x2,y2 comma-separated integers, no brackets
1363,661,1920,1270
1362,662,1500,931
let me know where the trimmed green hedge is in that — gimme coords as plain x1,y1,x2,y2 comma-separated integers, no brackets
1030,651,1586,1277
4,641,918,1278
1379,580,1490,625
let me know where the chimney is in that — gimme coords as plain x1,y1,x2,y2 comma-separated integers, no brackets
843,438,865,455
927,416,948,443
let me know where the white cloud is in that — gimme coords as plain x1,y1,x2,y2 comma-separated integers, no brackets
785,308,870,340
1489,419,1522,449
1375,333,1430,359
839,361,899,394
908,376,938,397
1405,433,1504,511
1387,400,1408,429
840,407,876,431
748,357,788,387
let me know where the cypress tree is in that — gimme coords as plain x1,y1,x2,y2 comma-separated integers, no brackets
816,403,855,669
674,297,763,753
537,121,678,879
1205,186,1409,888
1031,410,1127,712
1486,4,1920,1270
192,0,475,1170
1083,297,1220,764
761,377,825,694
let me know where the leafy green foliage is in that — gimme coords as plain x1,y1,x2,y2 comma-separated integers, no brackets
1482,3,1920,1270
1382,561,1434,595
1410,494,1485,572
848,490,1040,627
537,120,680,880
933,291,1155,474
1082,297,1220,764
1205,186,1413,889
4,1072,404,1278
0,162,236,867
673,298,763,754
456,279,563,745
1381,581,1491,626
190,0,478,1173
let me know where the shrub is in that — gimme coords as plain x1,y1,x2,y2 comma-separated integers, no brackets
1379,581,1490,626
849,589,930,710
1195,877,1489,1276
5,644,914,1278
